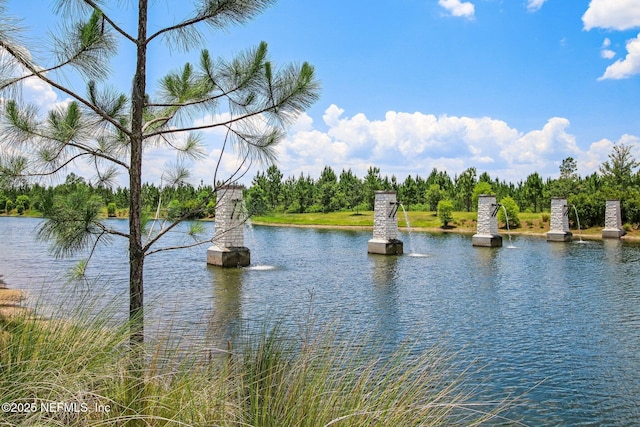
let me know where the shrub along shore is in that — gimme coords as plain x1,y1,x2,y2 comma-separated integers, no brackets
252,210,640,240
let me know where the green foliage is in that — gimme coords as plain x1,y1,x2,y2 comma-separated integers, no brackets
246,185,269,216
455,167,477,212
425,183,444,211
37,187,106,259
497,196,520,228
15,194,30,211
568,192,606,228
107,202,117,217
472,181,494,210
523,172,544,212
622,190,640,225
599,143,640,192
437,199,454,227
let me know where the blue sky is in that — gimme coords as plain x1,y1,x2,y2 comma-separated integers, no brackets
5,0,640,185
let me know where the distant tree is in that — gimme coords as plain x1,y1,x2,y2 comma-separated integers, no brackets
425,184,444,211
599,143,639,194
317,166,341,212
551,157,580,197
15,194,30,213
497,196,520,228
399,175,418,210
265,165,284,209
246,185,269,216
522,172,544,212
107,202,117,217
437,199,454,227
292,173,315,213
339,169,364,212
478,171,492,183
455,167,477,212
472,181,494,210
364,166,383,210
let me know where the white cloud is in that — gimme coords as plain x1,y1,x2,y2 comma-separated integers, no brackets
526,0,547,13
501,117,581,174
263,105,621,183
438,0,475,19
583,0,640,31
598,32,640,80
600,38,616,59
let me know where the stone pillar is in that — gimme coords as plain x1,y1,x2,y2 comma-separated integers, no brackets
472,195,502,247
207,185,250,267
368,191,403,255
546,198,572,242
602,200,626,239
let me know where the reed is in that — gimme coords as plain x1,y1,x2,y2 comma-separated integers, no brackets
0,302,508,426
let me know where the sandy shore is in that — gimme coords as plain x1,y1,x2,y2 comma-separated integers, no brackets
0,275,29,320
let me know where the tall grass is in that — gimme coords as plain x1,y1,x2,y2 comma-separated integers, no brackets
0,303,509,426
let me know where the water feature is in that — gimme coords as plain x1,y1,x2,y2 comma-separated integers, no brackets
368,191,403,255
399,203,428,257
547,198,572,242
572,204,585,243
603,200,626,239
499,204,516,248
473,195,502,247
2,216,640,425
208,185,250,267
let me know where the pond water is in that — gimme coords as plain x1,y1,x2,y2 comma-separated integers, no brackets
1,216,640,425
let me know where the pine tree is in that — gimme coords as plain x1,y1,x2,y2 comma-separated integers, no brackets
0,1,319,350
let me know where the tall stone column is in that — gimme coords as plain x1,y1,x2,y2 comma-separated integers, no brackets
602,200,626,239
546,198,572,242
207,185,250,267
472,195,502,247
367,191,403,255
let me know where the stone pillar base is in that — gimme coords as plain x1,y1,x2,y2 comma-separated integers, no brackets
602,228,626,239
367,239,403,255
207,246,250,267
472,234,503,247
546,231,573,242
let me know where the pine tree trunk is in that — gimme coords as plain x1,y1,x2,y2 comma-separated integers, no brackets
129,0,148,349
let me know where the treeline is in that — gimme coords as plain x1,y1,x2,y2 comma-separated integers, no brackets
2,144,640,228
246,144,640,228
0,173,217,220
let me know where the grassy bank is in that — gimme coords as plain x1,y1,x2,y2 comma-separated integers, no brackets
0,297,508,426
253,210,640,239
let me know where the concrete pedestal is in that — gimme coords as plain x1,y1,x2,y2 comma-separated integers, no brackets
473,195,502,248
546,231,573,242
602,228,626,239
547,198,572,243
207,246,250,268
367,239,403,255
472,234,503,247
602,200,625,239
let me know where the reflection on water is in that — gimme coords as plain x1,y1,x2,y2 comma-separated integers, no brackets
1,217,640,425
206,266,243,350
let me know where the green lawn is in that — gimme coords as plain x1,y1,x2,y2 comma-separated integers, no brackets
252,210,628,237
254,210,535,231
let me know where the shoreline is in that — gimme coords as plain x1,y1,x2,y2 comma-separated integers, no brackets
251,220,639,241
